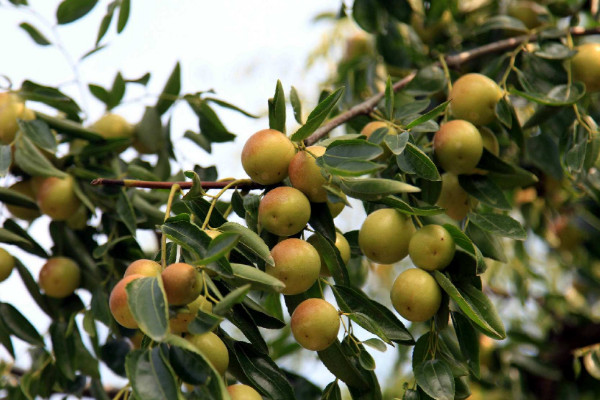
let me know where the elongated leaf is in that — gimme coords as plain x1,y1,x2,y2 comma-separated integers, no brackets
319,158,384,177
324,140,384,162
17,119,56,153
204,97,259,118
212,284,251,316
310,233,349,286
406,100,450,129
458,174,511,210
227,304,268,354
291,87,344,142
50,322,76,380
0,302,44,346
341,177,420,201
322,381,342,400
127,277,168,341
219,222,274,265
0,227,32,247
35,112,102,141
20,81,82,121
188,309,224,335
333,285,413,344
466,223,507,262
160,218,207,262
415,359,455,400
397,143,440,181
56,0,98,24
510,82,585,106
0,187,38,209
0,318,14,358
433,272,505,339
125,347,181,400
19,23,51,45
229,263,285,292
384,131,409,155
379,196,444,216
117,0,130,32
14,258,49,316
269,80,286,133
155,62,181,115
318,340,369,389
451,312,480,378
290,86,303,124
117,190,137,237
309,201,336,242
198,102,236,143
468,212,526,240
14,135,66,178
199,232,240,264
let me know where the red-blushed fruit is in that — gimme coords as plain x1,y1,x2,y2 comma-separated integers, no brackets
359,208,416,264
408,225,455,271
36,175,82,221
307,232,351,276
5,180,41,221
265,238,320,295
109,274,144,329
258,186,311,236
0,247,15,282
90,113,134,139
124,259,162,277
436,173,476,221
241,129,296,185
449,73,503,125
433,120,483,175
291,298,340,351
185,331,229,375
39,257,81,298
390,268,442,322
227,384,263,400
288,145,328,202
169,295,213,334
571,42,600,92
161,263,203,306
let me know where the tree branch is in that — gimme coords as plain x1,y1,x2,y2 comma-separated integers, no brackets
91,178,265,190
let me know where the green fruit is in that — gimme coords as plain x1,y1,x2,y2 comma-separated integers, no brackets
185,332,229,375
258,186,311,236
90,113,134,139
241,129,296,185
0,247,15,282
436,173,476,221
449,73,503,125
434,120,483,175
39,257,81,298
124,259,162,277
572,42,600,92
390,268,442,322
291,298,340,351
307,232,351,276
0,96,35,145
265,238,320,295
227,384,263,400
508,1,547,29
288,145,328,202
359,208,415,264
109,274,143,329
6,180,41,221
170,295,213,334
161,263,203,306
408,225,455,271
36,175,82,221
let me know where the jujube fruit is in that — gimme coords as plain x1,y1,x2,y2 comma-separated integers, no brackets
265,238,320,295
90,113,134,139
571,42,600,93
0,248,15,283
408,225,456,271
36,175,82,221
359,208,415,264
291,298,340,351
288,145,328,202
227,384,263,400
161,262,203,306
449,73,503,126
185,331,229,375
390,268,442,322
6,180,41,221
436,173,476,221
258,186,311,236
433,120,483,175
124,259,162,277
39,257,81,298
241,129,296,185
109,274,143,329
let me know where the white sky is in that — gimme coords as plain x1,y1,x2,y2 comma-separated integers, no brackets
0,0,403,395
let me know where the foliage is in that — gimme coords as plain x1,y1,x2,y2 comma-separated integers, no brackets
1,1,600,400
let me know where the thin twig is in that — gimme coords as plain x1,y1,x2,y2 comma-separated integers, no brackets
91,178,264,190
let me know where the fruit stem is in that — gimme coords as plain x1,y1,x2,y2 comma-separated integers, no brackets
161,184,181,269
201,179,246,230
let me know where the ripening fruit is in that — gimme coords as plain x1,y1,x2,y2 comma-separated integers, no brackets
436,173,476,221
170,295,213,334
0,95,35,145
124,259,162,277
109,274,143,329
408,225,455,271
571,42,600,93
227,384,263,400
90,113,135,139
449,73,503,126
433,120,483,175
161,263,203,306
291,298,340,351
185,332,229,375
508,1,547,29
38,257,81,298
390,268,442,322
361,121,389,138
0,248,15,283
479,126,500,156
36,175,82,221
258,186,311,237
6,180,41,221
359,208,416,264
307,232,351,276
265,238,320,295
343,32,372,60
241,129,296,185
288,145,328,202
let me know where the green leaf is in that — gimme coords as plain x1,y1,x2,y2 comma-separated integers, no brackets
458,174,511,210
269,80,286,133
187,309,224,335
125,347,181,400
229,263,285,292
319,158,384,177
332,285,413,344
322,381,343,400
160,219,207,262
534,43,577,60
433,272,506,339
49,322,76,380
199,232,240,264
19,23,51,46
0,187,38,210
379,196,445,216
405,66,446,96
219,222,274,266
397,143,440,181
362,338,387,352
291,87,344,142
0,145,11,176
20,81,82,121
18,119,56,153
127,277,169,341
116,190,137,237
510,82,585,106
353,0,379,33
0,227,32,247
406,100,450,129
96,5,115,45
318,340,369,389
310,233,350,286
227,304,268,354
324,140,384,162
415,359,455,400
204,97,259,118
467,212,526,240
384,131,409,155
359,349,376,370
14,135,66,178
155,62,181,115
451,312,480,378
117,0,130,33
474,15,527,34
0,302,44,346
0,318,15,358
290,86,303,124
35,112,102,141
495,97,512,128
56,0,98,24
466,223,507,263
197,102,236,143
340,177,420,201
134,106,163,154
212,284,251,316
308,202,336,242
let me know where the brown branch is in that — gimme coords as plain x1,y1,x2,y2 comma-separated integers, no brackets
91,178,265,190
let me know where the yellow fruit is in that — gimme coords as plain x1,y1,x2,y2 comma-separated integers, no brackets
359,208,415,264
408,225,455,271
436,173,476,221
291,298,339,351
0,98,35,145
227,384,263,400
36,175,82,221
39,257,81,298
5,180,41,221
185,332,229,375
288,145,328,202
572,43,600,92
434,120,483,175
390,268,442,322
90,113,134,139
0,248,15,282
169,295,213,334
258,186,311,236
124,259,162,277
265,238,321,295
449,73,503,126
161,263,203,306
241,129,296,185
